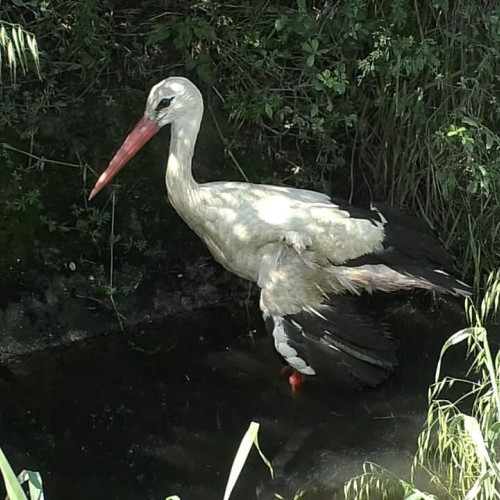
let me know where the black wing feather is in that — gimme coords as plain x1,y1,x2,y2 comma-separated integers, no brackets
266,297,398,388
333,200,470,295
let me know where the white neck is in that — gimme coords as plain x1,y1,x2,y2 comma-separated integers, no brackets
165,113,202,217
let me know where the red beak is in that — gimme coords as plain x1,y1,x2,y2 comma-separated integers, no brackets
89,115,161,200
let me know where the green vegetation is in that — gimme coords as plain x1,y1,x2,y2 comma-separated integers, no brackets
344,270,500,499
0,21,39,81
1,0,500,300
0,443,43,500
222,421,273,500
0,422,270,500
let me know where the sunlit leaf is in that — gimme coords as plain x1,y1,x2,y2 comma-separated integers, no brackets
147,24,171,45
447,126,467,136
0,445,28,500
435,328,472,383
18,470,44,500
223,422,272,500
0,21,40,81
264,102,273,119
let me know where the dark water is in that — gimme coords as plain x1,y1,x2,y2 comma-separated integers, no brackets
0,298,466,499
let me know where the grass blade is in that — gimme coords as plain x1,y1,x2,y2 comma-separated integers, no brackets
223,421,271,500
17,470,44,500
0,445,28,500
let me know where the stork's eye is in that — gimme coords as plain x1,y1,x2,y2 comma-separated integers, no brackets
156,96,174,112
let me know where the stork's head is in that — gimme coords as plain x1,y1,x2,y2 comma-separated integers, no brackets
145,76,203,127
89,76,203,200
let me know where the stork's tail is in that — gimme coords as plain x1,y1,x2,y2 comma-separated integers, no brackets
398,266,471,296
265,297,398,388
336,264,471,297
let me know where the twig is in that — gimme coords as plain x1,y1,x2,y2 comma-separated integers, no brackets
108,191,125,332
207,100,250,182
2,142,90,170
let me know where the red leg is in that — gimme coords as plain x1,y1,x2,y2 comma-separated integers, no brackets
288,370,307,394
280,366,308,394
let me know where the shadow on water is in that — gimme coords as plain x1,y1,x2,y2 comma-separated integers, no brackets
0,296,467,500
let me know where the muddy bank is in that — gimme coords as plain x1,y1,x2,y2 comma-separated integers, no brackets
0,255,251,363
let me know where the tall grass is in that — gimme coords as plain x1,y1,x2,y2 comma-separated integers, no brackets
352,2,500,288
344,269,500,499
0,21,39,82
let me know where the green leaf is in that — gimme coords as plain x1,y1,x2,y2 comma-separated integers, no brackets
447,126,467,137
318,69,330,80
307,54,314,67
253,59,264,70
468,179,478,194
332,81,346,94
17,470,44,500
435,328,473,383
0,445,28,500
147,24,171,45
252,428,274,480
264,102,273,119
223,422,272,500
302,41,312,53
275,15,287,31
223,422,259,500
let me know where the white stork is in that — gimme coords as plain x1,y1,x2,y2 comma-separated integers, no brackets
89,77,470,389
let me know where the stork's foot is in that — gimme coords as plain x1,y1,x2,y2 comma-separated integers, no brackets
280,366,308,394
